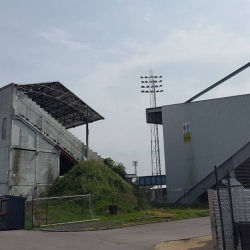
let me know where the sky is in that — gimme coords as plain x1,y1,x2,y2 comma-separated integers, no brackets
1,1,250,176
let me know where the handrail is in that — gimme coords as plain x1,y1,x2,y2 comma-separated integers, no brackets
175,140,250,204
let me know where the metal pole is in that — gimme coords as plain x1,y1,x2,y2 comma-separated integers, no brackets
81,197,84,219
227,171,237,250
86,106,89,159
132,161,138,190
183,189,187,209
214,166,226,250
137,193,140,209
86,122,89,159
186,62,250,103
89,194,91,218
31,198,34,230
46,200,48,225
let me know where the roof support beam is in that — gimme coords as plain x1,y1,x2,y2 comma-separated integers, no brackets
15,82,104,129
186,62,250,103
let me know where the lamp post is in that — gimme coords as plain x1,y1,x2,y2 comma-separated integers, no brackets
132,161,138,189
140,70,163,201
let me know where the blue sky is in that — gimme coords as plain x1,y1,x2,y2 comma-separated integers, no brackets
1,1,250,175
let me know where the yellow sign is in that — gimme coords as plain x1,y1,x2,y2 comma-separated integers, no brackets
183,122,191,143
184,132,191,143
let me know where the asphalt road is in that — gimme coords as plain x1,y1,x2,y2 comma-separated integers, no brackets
0,217,211,250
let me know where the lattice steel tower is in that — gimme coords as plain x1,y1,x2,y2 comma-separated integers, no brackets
140,70,163,200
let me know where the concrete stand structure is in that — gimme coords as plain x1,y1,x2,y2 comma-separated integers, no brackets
0,82,104,199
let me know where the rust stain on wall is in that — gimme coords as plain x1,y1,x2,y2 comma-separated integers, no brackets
12,150,21,185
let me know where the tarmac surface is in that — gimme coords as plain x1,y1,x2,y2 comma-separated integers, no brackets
0,217,211,250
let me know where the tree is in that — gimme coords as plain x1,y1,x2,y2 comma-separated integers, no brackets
104,158,127,179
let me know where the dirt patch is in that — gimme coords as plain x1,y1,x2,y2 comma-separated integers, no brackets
40,217,171,232
155,236,212,250
41,221,118,232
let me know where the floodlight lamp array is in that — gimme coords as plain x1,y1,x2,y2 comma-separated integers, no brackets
140,75,163,94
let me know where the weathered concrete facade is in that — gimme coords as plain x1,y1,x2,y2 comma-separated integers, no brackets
0,85,13,195
0,83,102,199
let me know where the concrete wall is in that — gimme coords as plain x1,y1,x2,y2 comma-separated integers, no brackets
9,119,59,198
13,93,102,161
0,84,102,198
162,94,250,202
0,84,13,195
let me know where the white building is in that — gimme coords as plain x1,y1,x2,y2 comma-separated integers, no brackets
147,94,250,204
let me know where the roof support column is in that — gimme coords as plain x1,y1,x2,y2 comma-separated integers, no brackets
86,122,89,159
86,106,89,159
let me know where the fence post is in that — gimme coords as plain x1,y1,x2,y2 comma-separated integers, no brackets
81,197,84,219
31,198,34,230
89,194,92,218
137,193,140,209
46,200,49,225
183,189,187,208
214,165,226,250
227,171,237,250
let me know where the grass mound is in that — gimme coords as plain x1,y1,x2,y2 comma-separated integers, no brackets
28,161,209,228
30,160,138,222
47,160,135,196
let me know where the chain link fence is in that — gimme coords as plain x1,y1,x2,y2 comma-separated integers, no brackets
212,167,250,250
215,185,250,250
24,190,209,229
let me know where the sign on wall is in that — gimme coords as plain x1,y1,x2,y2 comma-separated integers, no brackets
183,122,191,143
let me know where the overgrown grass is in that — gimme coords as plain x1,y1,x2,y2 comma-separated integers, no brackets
25,160,209,230
26,199,209,230
45,160,134,197
140,204,209,220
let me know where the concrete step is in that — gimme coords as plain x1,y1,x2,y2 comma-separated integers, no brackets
17,96,100,161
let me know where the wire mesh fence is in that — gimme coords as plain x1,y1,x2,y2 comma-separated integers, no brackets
32,194,96,227
25,190,209,229
215,185,250,250
212,165,250,250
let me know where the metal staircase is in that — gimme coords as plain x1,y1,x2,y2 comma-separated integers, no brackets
175,141,250,204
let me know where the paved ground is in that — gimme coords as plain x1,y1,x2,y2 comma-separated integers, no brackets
0,217,211,250
155,236,212,250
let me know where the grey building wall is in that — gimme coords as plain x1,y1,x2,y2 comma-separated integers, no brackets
162,94,250,202
9,119,59,198
0,84,13,195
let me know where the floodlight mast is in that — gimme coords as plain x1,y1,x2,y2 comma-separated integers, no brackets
141,70,163,201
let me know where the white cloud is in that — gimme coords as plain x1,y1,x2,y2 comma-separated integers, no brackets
2,1,250,175
37,27,92,51
144,12,153,21
69,24,250,174
118,24,250,67
38,27,69,43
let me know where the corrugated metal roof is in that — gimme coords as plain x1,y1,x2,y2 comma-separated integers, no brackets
15,82,104,129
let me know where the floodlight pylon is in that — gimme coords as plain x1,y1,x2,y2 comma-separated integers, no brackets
140,70,163,201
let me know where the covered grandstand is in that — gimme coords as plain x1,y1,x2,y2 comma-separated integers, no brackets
0,82,104,199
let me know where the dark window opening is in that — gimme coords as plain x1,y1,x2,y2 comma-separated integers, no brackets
60,154,76,176
0,200,7,212
2,118,6,139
